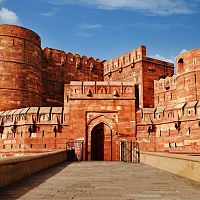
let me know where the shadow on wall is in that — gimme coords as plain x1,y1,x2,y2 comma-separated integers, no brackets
0,162,71,200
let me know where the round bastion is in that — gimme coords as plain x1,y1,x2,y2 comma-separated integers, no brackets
176,48,200,102
176,48,200,75
0,24,42,110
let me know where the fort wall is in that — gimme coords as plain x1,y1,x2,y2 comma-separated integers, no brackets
137,48,200,153
0,25,104,110
0,25,43,110
1,24,200,157
155,49,200,107
64,81,136,160
42,48,104,106
104,45,174,108
0,81,136,161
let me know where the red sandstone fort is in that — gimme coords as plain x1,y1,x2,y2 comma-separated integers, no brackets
0,24,200,160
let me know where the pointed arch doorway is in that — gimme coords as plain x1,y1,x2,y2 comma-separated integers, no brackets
91,122,112,161
87,114,118,161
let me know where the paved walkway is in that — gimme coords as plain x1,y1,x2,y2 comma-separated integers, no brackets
0,161,200,200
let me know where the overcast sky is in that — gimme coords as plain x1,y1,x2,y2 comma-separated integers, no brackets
0,0,200,64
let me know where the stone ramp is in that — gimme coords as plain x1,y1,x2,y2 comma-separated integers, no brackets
0,161,200,200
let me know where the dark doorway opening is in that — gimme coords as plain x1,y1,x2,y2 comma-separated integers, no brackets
91,122,105,160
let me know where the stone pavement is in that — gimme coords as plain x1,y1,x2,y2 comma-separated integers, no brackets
0,161,200,200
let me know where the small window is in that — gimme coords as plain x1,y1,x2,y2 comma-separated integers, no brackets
178,58,184,72
193,57,197,66
30,144,33,148
188,127,191,135
178,58,184,63
3,145,5,149
42,130,44,138
44,144,47,148
19,144,21,149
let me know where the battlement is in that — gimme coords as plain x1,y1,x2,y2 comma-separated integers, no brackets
103,45,146,75
65,81,135,101
0,107,64,130
43,47,104,71
154,75,177,93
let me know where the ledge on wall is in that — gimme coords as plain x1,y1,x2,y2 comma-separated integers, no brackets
140,151,200,182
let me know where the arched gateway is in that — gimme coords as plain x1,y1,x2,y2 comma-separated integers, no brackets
87,115,118,161
64,81,136,161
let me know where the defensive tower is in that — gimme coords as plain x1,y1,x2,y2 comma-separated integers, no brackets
0,24,43,110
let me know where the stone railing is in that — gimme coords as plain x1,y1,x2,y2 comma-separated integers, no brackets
140,152,200,182
0,150,66,188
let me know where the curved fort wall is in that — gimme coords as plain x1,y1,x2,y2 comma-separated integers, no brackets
154,48,200,107
176,49,200,102
0,24,104,110
0,24,42,110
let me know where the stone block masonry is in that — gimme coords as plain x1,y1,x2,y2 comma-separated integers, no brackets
0,24,104,110
140,152,200,182
1,24,200,158
0,150,66,188
0,24,42,110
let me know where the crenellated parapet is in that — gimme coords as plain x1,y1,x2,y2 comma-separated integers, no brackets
42,48,104,107
0,107,64,138
64,81,135,101
137,100,200,152
0,107,69,152
103,45,146,76
43,47,104,71
154,75,177,93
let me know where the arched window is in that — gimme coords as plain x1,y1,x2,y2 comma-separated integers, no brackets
178,58,184,73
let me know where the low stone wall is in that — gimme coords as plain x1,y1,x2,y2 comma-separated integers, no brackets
140,152,200,182
0,150,66,188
